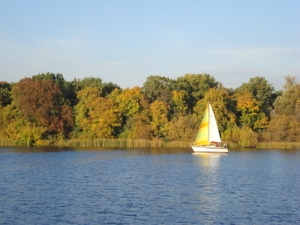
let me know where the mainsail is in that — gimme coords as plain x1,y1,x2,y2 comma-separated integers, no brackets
208,103,221,143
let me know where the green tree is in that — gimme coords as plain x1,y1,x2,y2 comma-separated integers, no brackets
102,82,120,97
72,77,120,97
175,73,218,112
142,75,175,102
72,77,104,92
0,82,12,107
236,76,275,117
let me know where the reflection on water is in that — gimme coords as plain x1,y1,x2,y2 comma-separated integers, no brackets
192,152,227,168
191,153,228,221
1,146,192,155
4,146,73,153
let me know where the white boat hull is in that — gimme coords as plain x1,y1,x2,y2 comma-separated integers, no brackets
192,145,228,153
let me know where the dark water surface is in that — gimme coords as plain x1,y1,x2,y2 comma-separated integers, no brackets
0,147,299,224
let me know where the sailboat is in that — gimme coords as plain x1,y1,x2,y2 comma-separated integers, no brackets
192,103,228,153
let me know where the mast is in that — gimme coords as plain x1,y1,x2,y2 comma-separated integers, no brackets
207,103,210,141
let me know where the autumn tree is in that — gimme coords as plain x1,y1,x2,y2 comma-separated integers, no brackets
273,76,300,117
120,114,152,139
112,87,142,118
88,97,121,138
2,73,299,146
165,114,197,142
32,72,77,106
149,100,170,139
262,115,292,141
171,90,188,116
262,76,300,141
0,104,19,139
74,87,121,138
109,87,152,138
5,118,46,146
224,126,258,148
74,87,100,136
234,90,268,131
12,77,74,138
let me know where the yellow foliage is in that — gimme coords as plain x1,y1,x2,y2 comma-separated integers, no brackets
236,90,259,112
149,100,169,138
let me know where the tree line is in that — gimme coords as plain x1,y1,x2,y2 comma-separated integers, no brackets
0,73,299,147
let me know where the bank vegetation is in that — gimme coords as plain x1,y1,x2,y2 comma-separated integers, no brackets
1,73,299,149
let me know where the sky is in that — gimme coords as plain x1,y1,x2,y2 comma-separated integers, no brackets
0,0,299,90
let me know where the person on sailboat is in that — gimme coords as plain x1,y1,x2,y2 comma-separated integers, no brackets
213,142,219,147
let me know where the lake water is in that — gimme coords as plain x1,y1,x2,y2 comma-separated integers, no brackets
0,147,299,225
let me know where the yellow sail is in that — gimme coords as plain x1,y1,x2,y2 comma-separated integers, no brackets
193,104,210,145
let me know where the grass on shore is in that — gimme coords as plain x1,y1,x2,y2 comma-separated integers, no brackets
256,142,300,149
0,139,299,149
0,138,191,148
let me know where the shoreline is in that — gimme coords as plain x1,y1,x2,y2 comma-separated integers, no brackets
0,139,300,150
